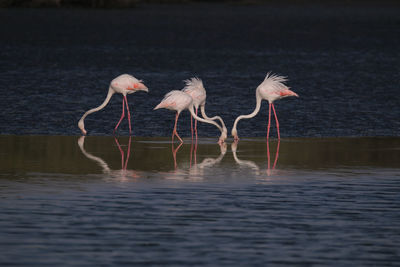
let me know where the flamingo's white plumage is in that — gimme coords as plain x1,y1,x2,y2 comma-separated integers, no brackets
182,77,227,140
78,74,148,135
154,90,227,144
231,72,298,141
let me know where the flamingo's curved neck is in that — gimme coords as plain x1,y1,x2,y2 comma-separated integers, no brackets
200,105,227,132
78,87,115,134
189,105,223,133
232,91,262,135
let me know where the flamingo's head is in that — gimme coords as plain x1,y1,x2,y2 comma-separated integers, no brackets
221,125,228,142
218,130,228,144
126,78,149,93
231,128,239,141
78,120,87,135
130,81,148,92
136,82,149,92
280,88,298,98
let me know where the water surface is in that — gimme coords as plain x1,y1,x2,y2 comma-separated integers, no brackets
0,4,399,137
1,136,399,265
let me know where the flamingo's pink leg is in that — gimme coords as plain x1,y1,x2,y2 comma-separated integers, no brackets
271,103,280,140
124,95,132,135
267,103,272,140
172,112,183,143
194,107,198,141
190,114,194,142
114,97,126,134
267,138,271,170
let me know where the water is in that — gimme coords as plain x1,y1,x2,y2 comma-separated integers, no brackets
0,4,399,137
1,3,400,265
1,136,400,265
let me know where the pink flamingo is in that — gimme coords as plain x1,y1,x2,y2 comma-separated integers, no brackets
154,90,227,144
182,77,227,140
78,74,148,135
231,72,298,141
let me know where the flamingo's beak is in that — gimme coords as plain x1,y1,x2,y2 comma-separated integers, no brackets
292,90,299,97
138,83,149,92
280,89,299,97
129,83,149,92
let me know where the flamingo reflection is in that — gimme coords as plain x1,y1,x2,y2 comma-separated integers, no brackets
231,142,260,175
190,140,197,168
166,139,227,180
232,139,280,176
114,136,132,171
78,136,139,181
189,141,227,179
171,141,183,170
266,139,280,176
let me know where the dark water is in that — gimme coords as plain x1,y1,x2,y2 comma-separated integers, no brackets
0,4,399,137
1,135,400,265
1,3,400,266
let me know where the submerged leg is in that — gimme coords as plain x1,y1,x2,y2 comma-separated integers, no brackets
267,139,280,176
124,95,132,135
267,138,271,171
273,139,280,170
172,142,183,170
267,103,272,140
124,136,132,170
172,112,183,143
271,103,280,140
114,137,125,170
114,97,126,134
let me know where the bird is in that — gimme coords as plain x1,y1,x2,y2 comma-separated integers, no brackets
181,77,227,140
231,72,298,141
154,90,227,144
78,74,148,135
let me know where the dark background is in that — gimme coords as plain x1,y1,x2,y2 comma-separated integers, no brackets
0,2,399,137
